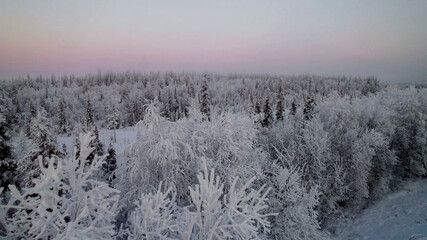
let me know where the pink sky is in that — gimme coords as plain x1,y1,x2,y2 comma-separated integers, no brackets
1,1,426,82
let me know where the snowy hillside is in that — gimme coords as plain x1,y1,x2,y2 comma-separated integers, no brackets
335,179,427,240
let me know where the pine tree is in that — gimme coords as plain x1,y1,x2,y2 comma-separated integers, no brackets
290,101,297,116
29,102,37,118
19,109,58,188
95,127,103,151
25,114,32,137
200,75,211,121
276,86,284,121
85,97,94,127
106,105,119,130
11,98,21,126
262,97,273,128
87,126,104,166
0,111,17,189
13,130,30,161
58,97,67,134
187,82,196,98
26,102,38,137
102,143,117,186
254,99,261,114
1,133,119,239
303,97,316,120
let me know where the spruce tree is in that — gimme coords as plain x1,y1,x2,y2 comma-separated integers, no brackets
276,86,284,121
303,97,316,120
19,109,58,188
87,126,104,166
187,82,196,98
0,111,17,189
254,98,261,115
290,101,297,116
29,101,37,118
102,143,117,186
86,97,94,127
106,105,119,130
58,97,67,134
262,97,273,128
26,102,38,136
200,75,211,121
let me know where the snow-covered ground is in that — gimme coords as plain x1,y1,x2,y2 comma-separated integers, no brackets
335,179,427,240
57,127,138,157
58,127,139,171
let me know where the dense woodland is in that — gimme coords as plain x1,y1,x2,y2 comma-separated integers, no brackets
0,72,426,239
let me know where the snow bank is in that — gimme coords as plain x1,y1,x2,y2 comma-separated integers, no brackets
335,179,427,240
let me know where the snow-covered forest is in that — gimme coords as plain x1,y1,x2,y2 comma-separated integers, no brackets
0,72,426,239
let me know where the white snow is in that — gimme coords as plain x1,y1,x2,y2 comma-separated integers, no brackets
57,127,139,171
57,127,138,156
335,179,427,240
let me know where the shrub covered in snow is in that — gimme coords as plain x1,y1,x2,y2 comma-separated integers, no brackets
124,158,274,239
0,132,119,239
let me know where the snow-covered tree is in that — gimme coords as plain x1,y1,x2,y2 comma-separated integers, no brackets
29,101,37,118
125,182,178,239
125,158,274,239
58,97,67,134
290,100,297,116
1,132,119,239
188,110,266,189
390,87,427,178
267,163,327,240
19,108,58,188
254,98,261,115
180,158,274,239
86,126,104,167
12,130,31,161
316,96,395,210
102,143,117,186
262,97,273,128
303,97,316,120
121,99,266,219
106,104,120,130
86,97,94,127
0,111,16,189
120,98,195,208
276,86,284,121
200,76,211,121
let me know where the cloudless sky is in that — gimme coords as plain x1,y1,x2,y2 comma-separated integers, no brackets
1,0,426,82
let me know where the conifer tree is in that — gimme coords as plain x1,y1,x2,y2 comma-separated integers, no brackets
29,102,37,118
290,101,297,116
19,109,58,188
1,133,119,239
303,97,316,120
187,82,196,98
106,105,119,130
85,97,94,127
58,97,67,134
200,75,211,121
254,99,261,115
102,143,117,186
26,102,38,136
276,86,284,121
0,111,17,189
87,126,104,166
262,97,273,128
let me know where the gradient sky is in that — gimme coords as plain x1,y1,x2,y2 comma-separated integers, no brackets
1,1,426,82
